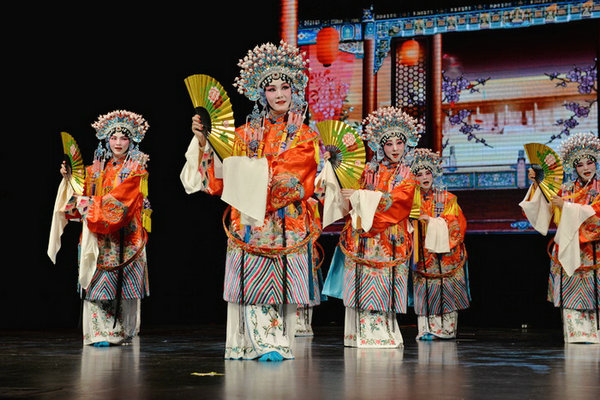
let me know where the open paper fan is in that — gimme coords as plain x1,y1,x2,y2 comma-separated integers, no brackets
316,120,366,189
184,74,236,161
524,142,563,202
60,131,85,195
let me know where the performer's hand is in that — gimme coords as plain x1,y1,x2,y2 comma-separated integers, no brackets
418,214,430,222
60,161,69,179
528,167,537,187
551,195,564,209
192,115,207,147
286,111,304,134
323,151,331,161
341,189,356,200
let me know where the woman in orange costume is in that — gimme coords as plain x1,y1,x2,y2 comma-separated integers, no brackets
181,41,320,360
52,110,151,346
521,132,600,343
324,106,420,348
409,148,470,340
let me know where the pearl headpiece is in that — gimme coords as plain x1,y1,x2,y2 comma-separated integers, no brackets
91,109,149,143
408,148,443,178
233,40,309,102
558,132,600,173
361,106,422,153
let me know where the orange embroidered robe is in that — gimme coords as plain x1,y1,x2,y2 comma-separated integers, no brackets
199,114,320,305
412,189,470,316
339,160,417,313
548,178,600,310
65,158,150,300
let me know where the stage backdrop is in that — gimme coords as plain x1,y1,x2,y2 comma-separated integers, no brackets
2,2,597,333
299,15,598,233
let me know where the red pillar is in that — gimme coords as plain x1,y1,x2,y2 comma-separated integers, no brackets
431,33,443,153
362,38,376,118
280,0,298,46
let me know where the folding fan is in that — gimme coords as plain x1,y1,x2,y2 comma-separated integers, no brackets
184,74,236,161
316,120,366,189
524,142,563,202
60,131,85,195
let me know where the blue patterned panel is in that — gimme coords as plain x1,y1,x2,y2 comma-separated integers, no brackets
475,171,517,189
441,173,474,190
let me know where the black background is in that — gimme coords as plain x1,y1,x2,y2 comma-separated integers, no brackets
2,1,577,332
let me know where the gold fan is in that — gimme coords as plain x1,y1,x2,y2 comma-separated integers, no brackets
184,74,236,161
60,131,85,195
316,120,366,189
524,142,563,202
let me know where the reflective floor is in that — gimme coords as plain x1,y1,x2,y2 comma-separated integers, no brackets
1,325,599,399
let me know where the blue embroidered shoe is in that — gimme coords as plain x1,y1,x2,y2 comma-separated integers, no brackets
258,351,284,362
93,341,110,347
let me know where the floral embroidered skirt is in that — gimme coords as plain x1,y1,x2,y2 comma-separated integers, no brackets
225,302,298,360
562,308,600,344
344,307,403,348
82,299,140,345
416,311,459,340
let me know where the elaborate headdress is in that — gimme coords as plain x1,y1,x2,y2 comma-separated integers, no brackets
92,109,150,143
361,106,422,157
558,132,600,174
91,109,149,163
409,148,443,178
233,40,309,115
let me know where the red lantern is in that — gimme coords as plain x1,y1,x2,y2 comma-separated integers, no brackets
399,39,420,66
316,27,339,67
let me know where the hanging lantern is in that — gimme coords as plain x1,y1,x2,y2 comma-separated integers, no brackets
316,27,339,67
399,39,420,66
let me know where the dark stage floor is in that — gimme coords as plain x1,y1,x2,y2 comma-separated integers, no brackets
1,325,599,399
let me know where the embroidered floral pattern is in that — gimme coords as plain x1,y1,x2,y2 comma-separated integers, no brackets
83,300,127,343
224,304,294,359
417,312,458,339
100,195,127,224
581,215,600,242
97,219,142,268
199,148,214,193
248,305,294,357
225,345,257,359
270,173,305,209
562,309,600,343
345,308,401,348
377,192,393,212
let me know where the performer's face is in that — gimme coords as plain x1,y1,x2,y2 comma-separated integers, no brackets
383,137,405,163
109,131,130,159
575,156,597,182
415,169,433,190
264,79,292,117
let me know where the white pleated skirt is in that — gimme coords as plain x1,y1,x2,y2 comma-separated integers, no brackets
562,308,600,344
225,302,298,359
416,311,459,340
82,299,140,345
344,307,403,348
